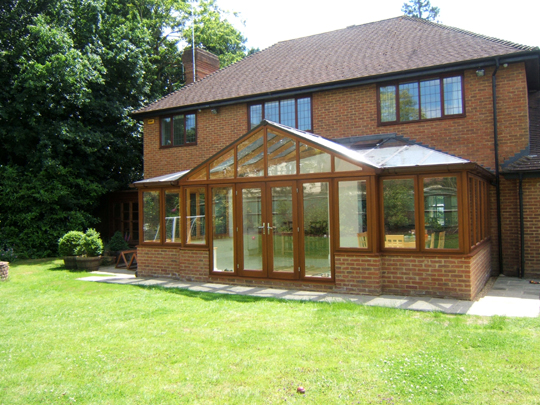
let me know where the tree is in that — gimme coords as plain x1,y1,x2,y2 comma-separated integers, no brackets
0,0,250,258
401,0,440,22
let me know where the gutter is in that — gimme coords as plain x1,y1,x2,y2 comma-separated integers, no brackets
492,58,504,275
132,52,540,119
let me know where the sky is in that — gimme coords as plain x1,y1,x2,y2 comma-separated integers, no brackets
216,0,540,51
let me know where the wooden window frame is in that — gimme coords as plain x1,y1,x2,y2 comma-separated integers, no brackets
380,173,466,253
468,174,490,249
139,189,163,245
159,112,197,148
209,184,237,276
377,73,465,126
163,188,182,246
333,177,375,252
184,185,208,247
248,95,313,132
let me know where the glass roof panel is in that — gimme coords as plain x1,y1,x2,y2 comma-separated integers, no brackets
237,130,264,177
210,149,234,179
267,131,297,176
299,143,331,174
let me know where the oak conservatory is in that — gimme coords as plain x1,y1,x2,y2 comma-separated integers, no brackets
134,121,493,300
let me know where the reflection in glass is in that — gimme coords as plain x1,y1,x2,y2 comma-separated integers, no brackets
165,191,181,243
250,104,262,129
383,179,416,248
399,82,419,121
380,85,396,122
335,157,362,172
242,188,263,270
237,131,264,177
271,187,294,273
210,150,234,179
444,76,463,115
143,191,161,242
280,99,295,127
188,166,207,181
161,117,171,146
186,187,205,244
339,181,367,248
424,177,459,249
185,114,196,143
265,101,279,122
420,79,441,119
299,143,331,174
303,182,330,278
173,115,185,145
267,132,296,176
297,97,311,130
212,187,234,272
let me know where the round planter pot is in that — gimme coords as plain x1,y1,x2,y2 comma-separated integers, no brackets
76,256,101,271
63,256,78,270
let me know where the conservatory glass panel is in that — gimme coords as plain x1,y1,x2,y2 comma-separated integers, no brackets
335,157,363,172
142,191,161,242
338,180,367,248
237,131,264,177
164,191,181,243
210,149,235,179
303,182,331,278
212,187,234,272
383,179,416,248
424,177,459,249
186,187,206,244
267,132,297,176
299,143,331,174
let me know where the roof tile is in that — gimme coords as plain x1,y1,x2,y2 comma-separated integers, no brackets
135,16,537,115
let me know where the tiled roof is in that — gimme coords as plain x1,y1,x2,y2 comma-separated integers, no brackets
134,16,537,115
502,91,540,173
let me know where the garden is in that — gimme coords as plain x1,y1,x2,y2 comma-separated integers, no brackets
1,259,540,404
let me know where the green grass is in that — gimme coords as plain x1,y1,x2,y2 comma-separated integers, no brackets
1,259,540,404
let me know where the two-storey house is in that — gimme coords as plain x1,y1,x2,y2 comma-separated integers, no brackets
131,16,540,300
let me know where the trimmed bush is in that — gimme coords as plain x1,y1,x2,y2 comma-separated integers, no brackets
78,229,104,257
58,231,85,257
108,231,129,252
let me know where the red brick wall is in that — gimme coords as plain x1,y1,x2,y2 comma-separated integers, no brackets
137,245,491,300
143,64,529,179
137,247,210,282
312,63,529,170
334,254,381,295
523,178,540,277
499,177,520,275
470,243,492,298
381,255,473,300
143,104,247,179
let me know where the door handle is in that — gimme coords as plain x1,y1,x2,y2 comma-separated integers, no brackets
258,222,266,235
267,223,275,233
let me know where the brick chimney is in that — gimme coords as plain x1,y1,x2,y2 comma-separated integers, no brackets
182,48,220,83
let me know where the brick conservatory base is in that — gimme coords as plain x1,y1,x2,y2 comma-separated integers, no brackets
136,242,491,301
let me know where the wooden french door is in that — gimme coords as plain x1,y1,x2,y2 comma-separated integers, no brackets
236,182,299,279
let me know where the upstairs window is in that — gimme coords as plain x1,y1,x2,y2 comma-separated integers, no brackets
161,113,196,147
378,75,464,124
249,96,312,131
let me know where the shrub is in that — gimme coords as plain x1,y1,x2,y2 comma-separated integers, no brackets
108,231,129,252
58,231,85,257
78,229,104,257
0,245,17,263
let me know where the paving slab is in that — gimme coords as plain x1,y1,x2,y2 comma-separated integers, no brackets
78,272,540,318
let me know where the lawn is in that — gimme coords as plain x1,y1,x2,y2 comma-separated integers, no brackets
1,259,540,404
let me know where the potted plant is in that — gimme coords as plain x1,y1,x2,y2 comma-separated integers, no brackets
107,231,130,259
75,229,104,271
58,231,85,269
